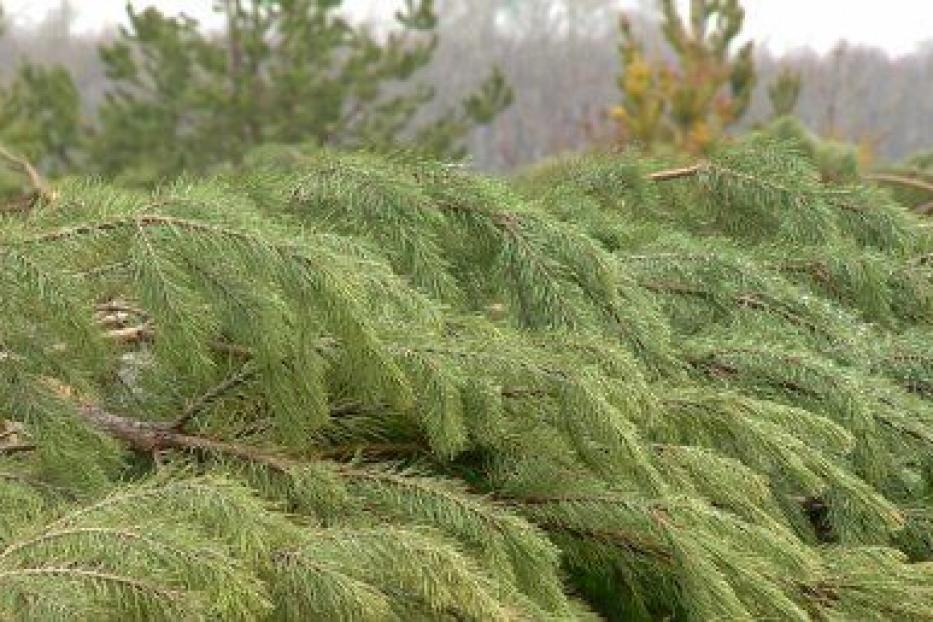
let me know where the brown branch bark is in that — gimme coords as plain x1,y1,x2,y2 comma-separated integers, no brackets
76,403,296,473
866,173,933,195
0,442,37,456
107,324,155,344
647,164,703,182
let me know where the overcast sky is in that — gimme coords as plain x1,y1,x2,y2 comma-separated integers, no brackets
4,0,932,57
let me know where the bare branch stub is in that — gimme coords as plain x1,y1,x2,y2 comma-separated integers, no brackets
647,163,703,182
0,143,56,206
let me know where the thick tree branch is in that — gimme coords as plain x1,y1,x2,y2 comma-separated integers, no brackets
76,403,296,473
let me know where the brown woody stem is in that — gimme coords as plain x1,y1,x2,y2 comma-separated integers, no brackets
867,173,933,195
648,164,703,182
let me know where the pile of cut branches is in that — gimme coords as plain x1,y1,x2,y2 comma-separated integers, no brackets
1,140,932,620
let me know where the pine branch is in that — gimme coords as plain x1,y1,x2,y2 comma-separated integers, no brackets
0,471,76,498
23,215,258,247
643,281,825,335
76,403,296,473
0,566,183,602
0,526,176,562
543,524,674,563
319,442,425,460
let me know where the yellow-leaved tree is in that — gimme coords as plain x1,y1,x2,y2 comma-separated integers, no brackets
612,0,756,153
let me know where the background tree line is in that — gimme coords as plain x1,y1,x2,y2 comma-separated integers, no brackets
0,0,513,190
1,0,931,175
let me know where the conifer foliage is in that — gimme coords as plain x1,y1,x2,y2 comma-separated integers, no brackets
2,140,933,620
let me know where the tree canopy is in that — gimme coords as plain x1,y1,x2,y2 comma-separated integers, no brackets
1,138,932,619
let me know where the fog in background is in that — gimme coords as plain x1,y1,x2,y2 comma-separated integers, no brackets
2,0,931,170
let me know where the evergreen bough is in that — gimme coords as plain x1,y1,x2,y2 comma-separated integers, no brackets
1,139,933,620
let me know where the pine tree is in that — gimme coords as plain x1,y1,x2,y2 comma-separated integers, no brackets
0,64,81,176
768,66,802,118
612,0,756,153
1,138,933,620
90,1,512,186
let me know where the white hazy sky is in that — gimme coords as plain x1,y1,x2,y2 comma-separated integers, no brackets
4,0,933,57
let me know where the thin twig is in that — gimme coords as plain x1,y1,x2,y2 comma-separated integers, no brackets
172,364,258,431
0,566,182,602
319,442,424,461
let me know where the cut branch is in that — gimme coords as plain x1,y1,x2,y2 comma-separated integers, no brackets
648,164,703,182
0,143,55,204
867,173,933,195
95,301,149,318
107,324,155,344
